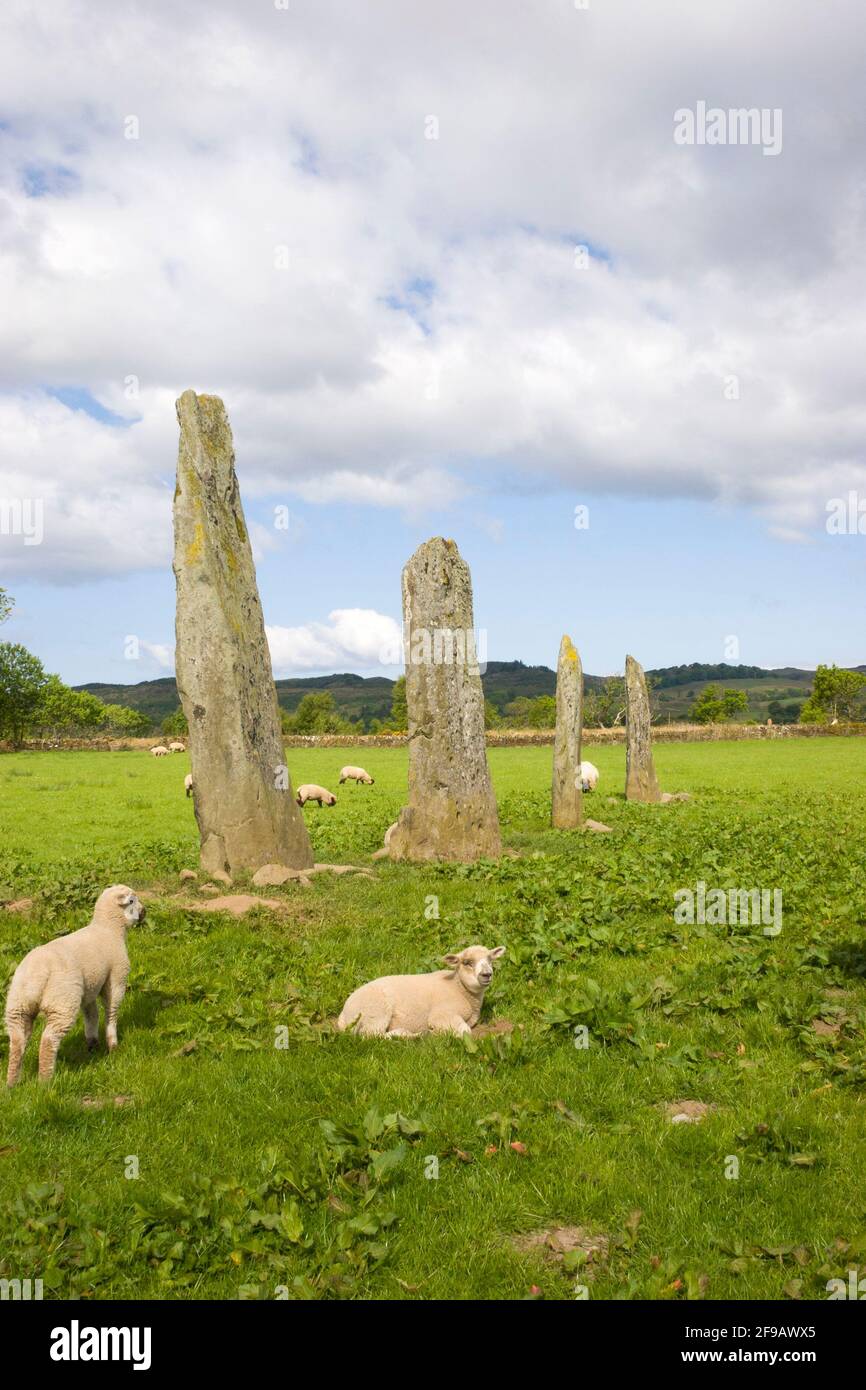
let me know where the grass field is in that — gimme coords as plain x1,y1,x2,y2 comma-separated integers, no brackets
1,739,865,1301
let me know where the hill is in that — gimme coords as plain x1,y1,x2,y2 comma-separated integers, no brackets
77,660,866,728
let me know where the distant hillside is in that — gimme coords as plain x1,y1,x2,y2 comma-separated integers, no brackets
76,660,863,728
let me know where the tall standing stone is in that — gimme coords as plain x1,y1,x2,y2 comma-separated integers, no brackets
552,634,584,828
173,390,313,875
625,654,661,802
388,537,501,862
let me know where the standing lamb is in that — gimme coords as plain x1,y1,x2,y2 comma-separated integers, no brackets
184,773,193,798
150,745,169,757
338,766,375,785
168,742,186,753
578,760,600,792
296,784,337,807
5,885,146,1086
337,945,505,1038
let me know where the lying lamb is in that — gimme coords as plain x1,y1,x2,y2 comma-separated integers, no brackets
339,765,374,785
578,760,599,792
5,885,146,1086
184,773,193,798
296,783,337,807
337,945,505,1038
150,745,169,757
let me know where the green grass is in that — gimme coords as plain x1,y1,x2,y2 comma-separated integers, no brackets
1,739,865,1301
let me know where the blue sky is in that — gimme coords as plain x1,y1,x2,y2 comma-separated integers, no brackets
2,0,865,686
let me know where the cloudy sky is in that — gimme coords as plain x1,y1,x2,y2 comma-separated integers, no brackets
1,0,864,685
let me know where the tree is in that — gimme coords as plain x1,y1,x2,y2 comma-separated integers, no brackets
389,675,408,731
799,664,866,723
30,675,106,737
104,703,152,735
284,691,353,735
162,706,189,737
484,698,502,729
583,676,626,728
0,642,48,746
0,588,13,625
690,685,749,724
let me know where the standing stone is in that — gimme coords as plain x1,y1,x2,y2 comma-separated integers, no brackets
551,635,584,828
173,390,313,875
388,537,501,862
625,654,661,802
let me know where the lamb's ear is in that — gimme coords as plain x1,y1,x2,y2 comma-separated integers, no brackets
489,946,506,960
443,953,461,966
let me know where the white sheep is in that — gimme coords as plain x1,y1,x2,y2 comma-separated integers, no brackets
168,742,186,753
337,945,506,1038
5,885,146,1086
296,783,337,807
150,745,169,757
578,760,599,792
184,773,193,798
338,765,375,785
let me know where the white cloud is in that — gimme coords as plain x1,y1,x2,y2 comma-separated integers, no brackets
266,608,402,675
1,0,865,583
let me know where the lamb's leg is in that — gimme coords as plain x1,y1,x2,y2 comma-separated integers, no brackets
38,1008,77,1082
102,974,128,1053
428,1011,472,1037
83,1000,100,1052
6,1012,34,1087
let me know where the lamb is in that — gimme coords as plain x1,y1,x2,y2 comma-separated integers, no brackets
578,760,600,792
5,885,146,1086
296,783,337,807
184,773,193,798
339,765,374,785
168,742,186,753
150,745,169,757
337,945,506,1038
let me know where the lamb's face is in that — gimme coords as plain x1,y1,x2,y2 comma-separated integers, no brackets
97,885,147,927
444,945,506,994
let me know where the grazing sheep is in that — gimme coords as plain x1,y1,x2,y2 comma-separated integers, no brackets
168,741,186,753
296,783,337,807
5,885,146,1086
338,765,374,785
578,760,600,792
337,945,506,1038
150,745,169,757
184,773,193,798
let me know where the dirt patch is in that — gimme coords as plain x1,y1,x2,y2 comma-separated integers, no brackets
471,1018,514,1038
513,1225,609,1269
3,898,34,913
660,1099,718,1124
81,1095,134,1110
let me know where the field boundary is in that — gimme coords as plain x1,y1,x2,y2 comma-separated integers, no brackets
3,722,865,752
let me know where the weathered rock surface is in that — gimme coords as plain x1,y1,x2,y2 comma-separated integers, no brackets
388,538,501,862
173,390,313,876
625,654,661,802
551,634,584,828
583,819,614,833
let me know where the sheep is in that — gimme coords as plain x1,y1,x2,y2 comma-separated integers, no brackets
296,783,337,807
184,773,193,798
337,945,506,1038
150,745,169,757
168,741,186,753
5,885,146,1086
338,765,374,785
578,760,599,792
